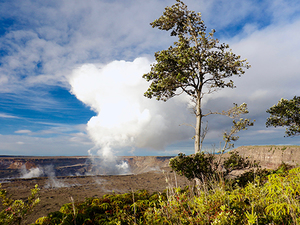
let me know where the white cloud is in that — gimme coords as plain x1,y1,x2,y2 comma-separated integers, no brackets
257,129,279,134
0,0,176,94
0,134,93,156
15,129,31,134
0,113,20,119
227,19,300,110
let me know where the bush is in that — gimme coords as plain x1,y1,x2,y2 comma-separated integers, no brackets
232,168,270,188
273,162,293,175
223,151,252,173
35,190,164,225
0,184,40,225
169,152,218,181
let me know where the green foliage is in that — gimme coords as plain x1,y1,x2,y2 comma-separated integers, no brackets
222,117,255,151
266,96,300,136
145,167,300,225
263,167,300,224
223,151,252,173
232,162,295,188
36,190,164,225
169,150,296,192
143,0,249,101
274,162,293,175
0,184,40,225
143,0,251,153
232,168,270,188
170,151,259,181
169,152,217,181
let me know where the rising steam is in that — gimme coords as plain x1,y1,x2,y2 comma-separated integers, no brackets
21,166,43,178
20,165,68,188
68,57,192,174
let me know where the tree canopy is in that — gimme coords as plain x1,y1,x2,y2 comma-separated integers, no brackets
143,0,251,153
266,96,300,136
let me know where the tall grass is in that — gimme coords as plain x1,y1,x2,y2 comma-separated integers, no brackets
34,165,300,224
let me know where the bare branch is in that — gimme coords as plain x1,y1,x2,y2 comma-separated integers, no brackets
180,123,196,130
203,103,249,118
200,122,209,150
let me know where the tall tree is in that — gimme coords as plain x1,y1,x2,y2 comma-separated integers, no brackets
143,0,250,153
266,96,300,136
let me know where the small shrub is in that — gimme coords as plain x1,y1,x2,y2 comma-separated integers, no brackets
232,168,270,188
0,184,40,225
223,151,253,174
169,152,218,181
273,162,293,175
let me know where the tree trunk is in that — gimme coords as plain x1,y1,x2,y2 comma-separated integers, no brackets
194,93,202,153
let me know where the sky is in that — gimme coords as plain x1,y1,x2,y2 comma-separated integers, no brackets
0,0,300,157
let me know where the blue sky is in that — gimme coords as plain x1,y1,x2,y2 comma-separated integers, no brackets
0,0,300,156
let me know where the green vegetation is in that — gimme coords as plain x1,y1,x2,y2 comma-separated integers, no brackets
169,152,217,181
35,189,165,225
0,184,40,225
266,96,300,136
146,168,300,224
169,150,260,181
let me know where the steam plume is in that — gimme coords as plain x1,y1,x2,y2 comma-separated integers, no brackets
21,166,43,178
68,57,192,173
20,165,68,188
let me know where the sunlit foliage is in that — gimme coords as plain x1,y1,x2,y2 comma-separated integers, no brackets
266,96,300,136
0,184,40,225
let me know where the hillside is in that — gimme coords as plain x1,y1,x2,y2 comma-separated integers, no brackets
227,145,300,169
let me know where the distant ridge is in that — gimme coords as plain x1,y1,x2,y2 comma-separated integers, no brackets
227,145,300,169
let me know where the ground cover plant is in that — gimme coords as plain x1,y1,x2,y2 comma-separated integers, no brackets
0,184,40,225
35,189,165,225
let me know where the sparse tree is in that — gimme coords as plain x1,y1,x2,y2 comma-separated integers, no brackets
222,107,255,151
143,0,250,153
266,96,300,136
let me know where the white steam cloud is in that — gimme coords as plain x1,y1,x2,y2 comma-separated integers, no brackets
43,165,68,188
20,165,68,188
21,166,43,178
69,57,192,166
